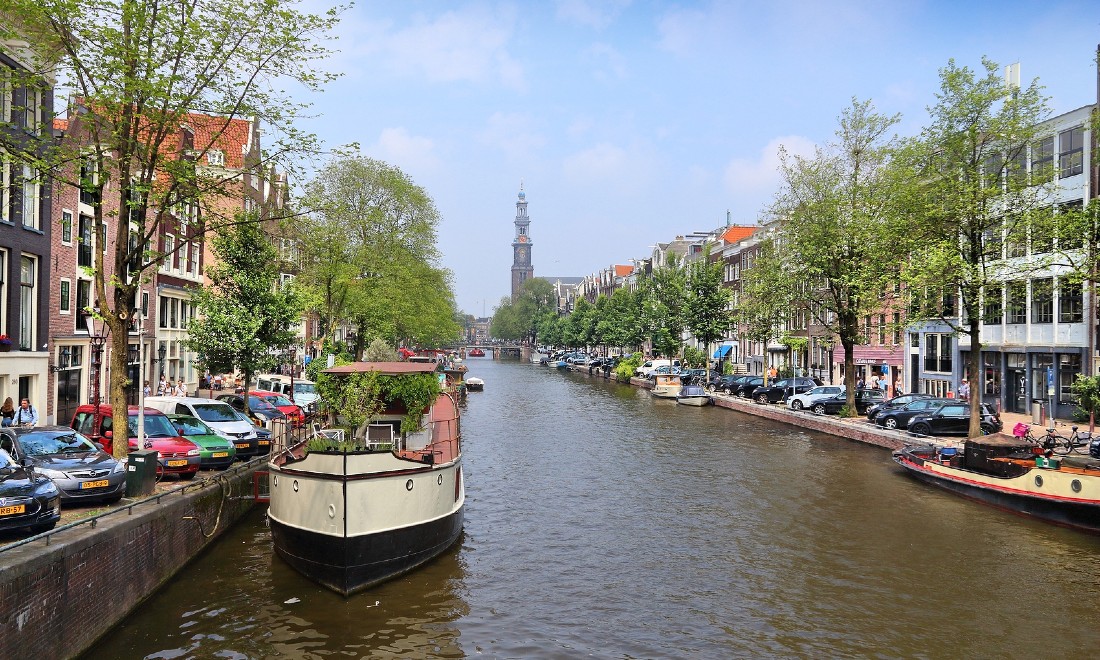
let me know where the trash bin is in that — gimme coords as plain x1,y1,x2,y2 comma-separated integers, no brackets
126,449,158,497
1031,402,1044,426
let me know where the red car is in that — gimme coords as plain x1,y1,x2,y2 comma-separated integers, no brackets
250,390,305,426
71,404,202,479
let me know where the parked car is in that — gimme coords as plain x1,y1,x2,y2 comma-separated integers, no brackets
0,426,119,506
908,402,1003,436
0,447,60,534
167,415,237,469
647,365,681,380
709,374,745,393
679,368,709,385
143,397,260,459
865,393,935,421
216,393,286,428
253,374,321,414
729,376,766,397
874,398,950,430
787,385,845,411
232,411,272,452
750,377,821,404
251,390,306,427
635,359,681,377
71,405,202,480
811,389,887,415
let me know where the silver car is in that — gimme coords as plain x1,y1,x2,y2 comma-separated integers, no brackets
0,426,127,503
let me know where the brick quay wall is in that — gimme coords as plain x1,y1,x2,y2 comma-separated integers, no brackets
0,460,262,658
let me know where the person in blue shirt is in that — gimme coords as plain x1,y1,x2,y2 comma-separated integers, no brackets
14,398,38,427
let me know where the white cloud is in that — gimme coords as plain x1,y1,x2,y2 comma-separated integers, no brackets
554,0,632,29
367,127,440,174
722,135,816,218
561,142,657,194
338,6,525,90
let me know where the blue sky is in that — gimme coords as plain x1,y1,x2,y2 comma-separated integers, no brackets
295,1,1100,317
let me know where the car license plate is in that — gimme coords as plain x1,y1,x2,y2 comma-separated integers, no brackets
0,504,25,516
235,443,249,449
81,479,109,489
212,452,229,458
258,440,270,446
167,459,188,467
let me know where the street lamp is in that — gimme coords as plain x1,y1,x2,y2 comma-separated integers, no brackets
85,312,110,446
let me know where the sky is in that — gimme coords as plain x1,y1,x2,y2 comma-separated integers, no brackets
292,0,1100,318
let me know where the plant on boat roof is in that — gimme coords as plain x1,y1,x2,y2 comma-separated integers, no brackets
316,364,442,437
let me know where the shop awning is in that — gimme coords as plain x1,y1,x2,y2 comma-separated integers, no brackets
713,345,732,358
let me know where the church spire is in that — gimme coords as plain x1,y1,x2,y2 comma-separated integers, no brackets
511,183,533,300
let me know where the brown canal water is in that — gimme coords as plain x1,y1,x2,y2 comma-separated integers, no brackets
82,359,1100,659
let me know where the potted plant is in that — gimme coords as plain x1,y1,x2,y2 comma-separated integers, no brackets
0,335,11,352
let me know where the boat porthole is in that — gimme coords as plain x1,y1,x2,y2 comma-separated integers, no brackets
1071,479,1082,493
1034,475,1043,488
273,475,278,487
438,474,443,485
293,480,299,492
406,479,414,491
328,504,335,518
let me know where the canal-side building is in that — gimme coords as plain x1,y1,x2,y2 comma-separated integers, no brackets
510,184,533,300
1,29,54,420
907,102,1097,420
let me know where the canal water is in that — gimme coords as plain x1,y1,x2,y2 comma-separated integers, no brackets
83,359,1100,658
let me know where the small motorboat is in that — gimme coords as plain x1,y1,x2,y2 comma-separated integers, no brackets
676,384,713,406
469,348,485,357
650,374,681,399
466,377,484,392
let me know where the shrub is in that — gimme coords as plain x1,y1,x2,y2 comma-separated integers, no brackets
615,352,643,381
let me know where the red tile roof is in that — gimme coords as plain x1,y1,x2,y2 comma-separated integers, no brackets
720,225,757,244
614,264,634,277
185,113,252,169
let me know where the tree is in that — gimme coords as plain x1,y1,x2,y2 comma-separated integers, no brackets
187,215,300,415
639,256,686,358
902,58,1051,436
1070,374,1100,434
297,156,460,351
684,246,732,378
0,0,340,458
746,99,908,412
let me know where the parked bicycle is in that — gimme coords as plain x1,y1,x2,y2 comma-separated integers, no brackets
1020,424,1092,455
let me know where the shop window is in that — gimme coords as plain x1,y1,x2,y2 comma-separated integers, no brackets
1031,353,1053,401
1059,354,1081,403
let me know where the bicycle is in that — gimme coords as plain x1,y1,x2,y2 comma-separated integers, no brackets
1020,424,1091,455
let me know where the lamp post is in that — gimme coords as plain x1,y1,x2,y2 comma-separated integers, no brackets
85,313,110,446
134,302,146,447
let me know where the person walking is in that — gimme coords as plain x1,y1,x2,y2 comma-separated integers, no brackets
14,398,39,427
174,379,187,396
157,375,167,396
958,380,970,402
0,397,14,427
143,380,152,397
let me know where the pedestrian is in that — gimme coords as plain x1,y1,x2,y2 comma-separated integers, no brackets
857,376,865,390
143,380,151,397
175,379,187,396
959,380,970,402
768,366,778,380
14,398,38,427
0,397,14,427
157,375,167,395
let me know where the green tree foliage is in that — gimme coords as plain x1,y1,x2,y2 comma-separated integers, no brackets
489,296,525,341
684,246,732,376
315,366,441,440
0,0,340,455
639,256,687,358
297,156,460,353
187,216,300,422
364,337,399,362
747,99,909,412
1070,374,1100,434
902,57,1051,435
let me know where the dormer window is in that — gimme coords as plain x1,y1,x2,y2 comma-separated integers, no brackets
207,149,225,166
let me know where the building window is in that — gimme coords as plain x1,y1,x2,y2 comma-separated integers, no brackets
1007,281,1026,324
78,215,93,267
910,333,920,348
19,255,35,350
207,149,225,166
892,312,901,345
984,286,1003,324
925,333,952,373
1057,200,1084,251
1031,278,1053,324
141,291,149,318
179,241,189,274
1059,280,1083,323
878,314,886,345
1032,135,1054,183
1032,353,1053,401
79,158,98,207
162,234,174,272
1059,126,1084,178
76,280,91,332
0,156,10,224
0,250,5,330
983,152,1002,191
191,244,200,276
61,210,73,244
159,295,168,328
1060,353,1082,403
20,165,39,229
60,279,71,314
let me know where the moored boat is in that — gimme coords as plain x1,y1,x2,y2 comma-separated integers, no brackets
469,348,485,357
893,434,1100,533
466,377,484,391
650,373,681,399
268,362,464,596
676,384,713,406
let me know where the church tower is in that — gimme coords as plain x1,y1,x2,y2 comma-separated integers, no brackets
510,183,533,299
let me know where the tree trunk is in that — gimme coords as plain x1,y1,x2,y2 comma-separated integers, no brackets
968,317,983,438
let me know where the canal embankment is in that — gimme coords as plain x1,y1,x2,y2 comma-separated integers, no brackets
0,458,263,659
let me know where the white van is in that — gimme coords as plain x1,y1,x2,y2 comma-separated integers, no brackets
254,374,320,413
635,359,681,378
144,396,258,449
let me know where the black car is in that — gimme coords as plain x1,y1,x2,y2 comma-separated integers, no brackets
874,398,949,430
216,393,286,427
811,389,887,415
908,402,1003,437
749,377,821,404
0,446,60,535
865,393,935,421
730,376,765,397
0,426,127,503
679,368,709,385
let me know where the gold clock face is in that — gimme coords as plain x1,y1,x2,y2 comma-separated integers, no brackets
518,235,528,243
517,247,527,260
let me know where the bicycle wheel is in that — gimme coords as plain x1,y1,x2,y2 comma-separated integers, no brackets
1051,436,1072,455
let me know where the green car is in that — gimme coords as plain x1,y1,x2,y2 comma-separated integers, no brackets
168,414,236,470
